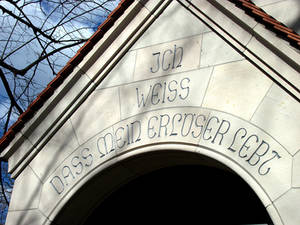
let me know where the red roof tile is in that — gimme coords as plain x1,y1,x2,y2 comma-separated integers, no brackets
0,0,299,152
230,0,300,48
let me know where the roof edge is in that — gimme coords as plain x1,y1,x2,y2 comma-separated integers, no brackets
0,0,135,154
229,0,300,49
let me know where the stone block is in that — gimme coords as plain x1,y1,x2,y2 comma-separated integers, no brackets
132,1,210,50
23,68,91,146
134,36,202,81
190,0,253,47
7,133,34,175
38,126,122,219
120,67,213,119
292,150,300,187
200,31,244,67
70,87,120,145
5,209,48,225
197,109,292,202
274,188,300,225
98,50,136,89
246,36,300,91
8,166,42,211
202,60,273,120
251,84,300,156
30,119,80,182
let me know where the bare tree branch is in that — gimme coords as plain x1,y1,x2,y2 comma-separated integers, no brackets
0,68,23,114
0,161,9,206
3,105,12,133
0,5,58,43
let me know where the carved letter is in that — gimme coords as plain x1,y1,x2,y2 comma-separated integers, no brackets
179,77,190,100
50,176,64,195
173,45,183,69
247,140,269,166
148,116,158,139
136,86,152,108
97,133,115,157
181,113,194,137
115,126,126,148
212,119,230,145
258,151,281,176
81,148,93,167
170,113,182,136
192,114,206,138
71,156,83,175
228,128,247,152
151,82,162,105
203,116,219,141
162,49,173,71
158,114,170,137
239,134,259,158
167,80,178,102
131,120,141,143
150,52,160,73
62,166,75,186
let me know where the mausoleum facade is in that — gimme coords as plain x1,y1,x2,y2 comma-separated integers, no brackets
1,0,300,224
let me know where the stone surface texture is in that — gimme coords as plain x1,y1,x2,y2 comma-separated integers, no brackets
4,1,300,225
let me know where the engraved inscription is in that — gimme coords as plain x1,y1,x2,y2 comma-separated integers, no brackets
97,121,141,157
95,113,282,178
134,37,201,81
150,45,183,73
136,77,190,108
50,148,93,195
228,129,282,175
49,110,284,196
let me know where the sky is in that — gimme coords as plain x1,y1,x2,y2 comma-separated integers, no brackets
0,0,120,136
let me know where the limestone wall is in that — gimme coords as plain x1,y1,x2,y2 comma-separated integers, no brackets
5,1,300,225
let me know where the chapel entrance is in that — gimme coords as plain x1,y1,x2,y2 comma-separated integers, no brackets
83,164,273,224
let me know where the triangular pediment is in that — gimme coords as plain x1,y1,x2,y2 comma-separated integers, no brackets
3,1,300,225
3,0,300,184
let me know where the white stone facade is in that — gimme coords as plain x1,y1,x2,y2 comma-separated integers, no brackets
2,1,300,224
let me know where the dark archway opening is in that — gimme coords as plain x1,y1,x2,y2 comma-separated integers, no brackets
83,165,273,224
